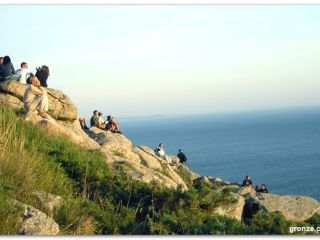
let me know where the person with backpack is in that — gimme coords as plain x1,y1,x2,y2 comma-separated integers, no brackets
177,149,187,164
35,65,49,87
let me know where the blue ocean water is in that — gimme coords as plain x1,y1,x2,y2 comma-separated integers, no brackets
120,107,320,200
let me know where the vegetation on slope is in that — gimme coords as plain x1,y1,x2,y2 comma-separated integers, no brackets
0,106,319,235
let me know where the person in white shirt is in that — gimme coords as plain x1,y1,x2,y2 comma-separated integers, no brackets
15,62,31,84
155,143,167,160
98,112,107,125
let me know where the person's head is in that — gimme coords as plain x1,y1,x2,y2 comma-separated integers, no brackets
0,57,3,64
3,56,11,64
159,143,164,148
246,175,250,180
98,112,103,117
37,65,50,76
93,110,98,116
21,62,28,69
179,149,183,153
261,184,266,189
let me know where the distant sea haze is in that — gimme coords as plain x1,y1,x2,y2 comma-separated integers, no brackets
121,106,320,200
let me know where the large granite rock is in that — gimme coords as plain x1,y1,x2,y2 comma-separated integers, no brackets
25,113,99,150
0,80,77,120
86,127,188,191
254,193,320,222
133,145,163,170
214,193,245,221
13,201,60,235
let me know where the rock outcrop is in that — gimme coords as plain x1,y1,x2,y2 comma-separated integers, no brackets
2,80,319,225
0,80,77,120
214,193,245,221
251,193,320,222
13,201,60,235
87,127,189,191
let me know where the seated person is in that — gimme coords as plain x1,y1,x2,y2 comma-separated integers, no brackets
0,56,15,82
177,149,187,164
15,62,31,84
23,75,49,119
155,143,167,160
242,175,253,187
90,110,108,130
257,184,268,193
106,115,121,133
98,112,107,125
79,117,89,130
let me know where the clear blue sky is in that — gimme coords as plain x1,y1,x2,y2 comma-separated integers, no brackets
2,5,320,117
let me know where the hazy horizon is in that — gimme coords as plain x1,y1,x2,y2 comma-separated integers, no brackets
2,5,320,118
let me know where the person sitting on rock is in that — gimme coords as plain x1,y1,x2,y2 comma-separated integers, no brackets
106,115,121,134
90,110,108,130
79,117,89,130
35,65,50,88
15,62,32,84
177,149,187,164
98,112,107,125
257,184,268,193
0,56,15,82
242,175,253,187
155,143,167,160
23,75,49,119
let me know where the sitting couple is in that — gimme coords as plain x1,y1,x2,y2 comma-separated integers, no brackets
90,110,121,134
23,75,49,119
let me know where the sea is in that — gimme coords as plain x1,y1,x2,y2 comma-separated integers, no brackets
120,106,320,201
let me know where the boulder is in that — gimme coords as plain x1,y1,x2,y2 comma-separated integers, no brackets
25,113,100,150
214,193,245,221
0,80,77,120
255,193,320,222
0,92,23,109
133,146,163,170
13,201,60,235
237,186,257,198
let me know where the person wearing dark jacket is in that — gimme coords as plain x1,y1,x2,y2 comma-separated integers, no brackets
257,184,268,193
35,65,49,87
242,175,253,187
0,56,15,82
177,149,187,164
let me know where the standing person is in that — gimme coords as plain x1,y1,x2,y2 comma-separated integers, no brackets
0,56,15,82
177,149,187,164
242,175,253,187
15,62,31,84
23,75,49,119
35,65,49,87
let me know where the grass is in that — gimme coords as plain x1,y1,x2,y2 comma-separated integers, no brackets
1,105,319,235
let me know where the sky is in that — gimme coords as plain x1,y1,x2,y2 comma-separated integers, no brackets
1,5,320,118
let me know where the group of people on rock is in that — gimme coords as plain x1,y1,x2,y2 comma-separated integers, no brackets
0,55,50,119
242,175,268,193
79,110,122,134
154,143,188,165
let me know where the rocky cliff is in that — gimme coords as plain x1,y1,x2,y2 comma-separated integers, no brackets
1,80,319,234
